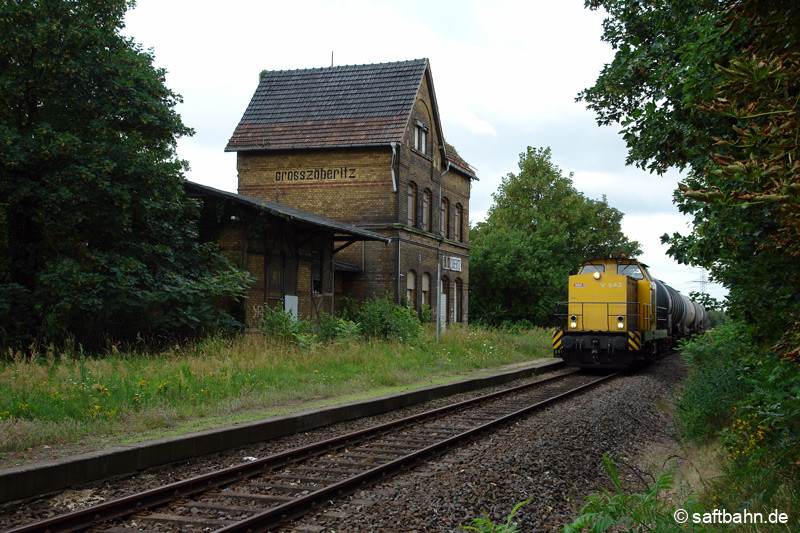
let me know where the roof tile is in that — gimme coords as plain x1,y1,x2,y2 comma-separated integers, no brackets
226,59,429,151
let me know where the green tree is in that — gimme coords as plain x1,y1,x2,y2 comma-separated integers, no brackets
580,0,800,351
0,0,249,348
470,147,640,326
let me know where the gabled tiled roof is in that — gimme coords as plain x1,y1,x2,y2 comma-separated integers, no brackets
226,59,429,152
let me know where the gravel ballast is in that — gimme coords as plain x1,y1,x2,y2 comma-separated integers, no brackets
285,353,686,532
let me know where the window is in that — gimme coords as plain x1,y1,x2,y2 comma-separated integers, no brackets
422,273,431,309
407,182,417,226
580,264,605,274
422,189,431,231
440,198,449,237
618,264,644,280
311,250,322,294
454,279,463,323
414,121,428,155
406,270,416,308
454,204,462,242
267,256,283,309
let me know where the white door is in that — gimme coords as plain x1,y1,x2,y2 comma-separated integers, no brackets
439,293,447,331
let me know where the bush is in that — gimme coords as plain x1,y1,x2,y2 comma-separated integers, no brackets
419,303,433,324
0,283,33,349
675,321,754,441
259,304,313,347
257,297,551,353
350,294,422,341
261,296,423,346
316,312,360,343
715,347,800,515
498,319,535,333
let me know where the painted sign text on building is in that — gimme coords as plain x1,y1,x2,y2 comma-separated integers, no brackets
275,167,356,182
442,256,462,272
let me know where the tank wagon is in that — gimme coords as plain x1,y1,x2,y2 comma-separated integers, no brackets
553,257,706,369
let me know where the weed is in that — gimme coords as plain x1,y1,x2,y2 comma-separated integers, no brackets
564,454,699,532
461,499,530,532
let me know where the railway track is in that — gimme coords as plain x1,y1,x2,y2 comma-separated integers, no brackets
10,369,617,533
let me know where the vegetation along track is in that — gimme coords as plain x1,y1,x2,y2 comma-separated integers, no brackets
11,369,617,533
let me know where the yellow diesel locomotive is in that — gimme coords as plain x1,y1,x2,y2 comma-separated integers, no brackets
553,257,706,369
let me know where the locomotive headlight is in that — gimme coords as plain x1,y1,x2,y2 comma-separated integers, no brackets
593,271,601,280
617,316,625,329
570,315,578,329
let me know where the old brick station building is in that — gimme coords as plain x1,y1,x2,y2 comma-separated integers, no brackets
226,59,477,327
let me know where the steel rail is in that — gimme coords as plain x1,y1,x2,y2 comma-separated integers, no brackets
216,372,618,533
8,369,611,533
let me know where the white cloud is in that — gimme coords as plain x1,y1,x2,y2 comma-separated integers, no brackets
621,213,726,301
449,105,499,136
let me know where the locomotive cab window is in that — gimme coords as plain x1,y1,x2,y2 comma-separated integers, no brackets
580,264,605,274
618,264,644,279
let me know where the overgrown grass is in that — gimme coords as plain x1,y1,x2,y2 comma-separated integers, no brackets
0,326,552,460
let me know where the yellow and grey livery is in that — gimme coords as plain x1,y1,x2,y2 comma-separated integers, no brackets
554,257,706,369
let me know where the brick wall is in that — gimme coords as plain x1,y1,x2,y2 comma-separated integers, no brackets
238,147,397,225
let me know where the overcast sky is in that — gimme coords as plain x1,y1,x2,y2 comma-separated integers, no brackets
123,0,725,301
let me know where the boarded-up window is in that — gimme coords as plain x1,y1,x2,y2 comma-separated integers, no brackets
407,182,417,226
422,189,431,231
406,270,416,308
441,276,450,327
422,273,431,309
440,198,449,237
267,256,282,309
454,204,462,242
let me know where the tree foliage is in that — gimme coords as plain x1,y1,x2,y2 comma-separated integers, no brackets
578,0,748,174
470,147,640,326
581,0,800,355
0,0,249,349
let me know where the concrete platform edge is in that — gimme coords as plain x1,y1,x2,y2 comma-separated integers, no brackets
0,359,564,504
